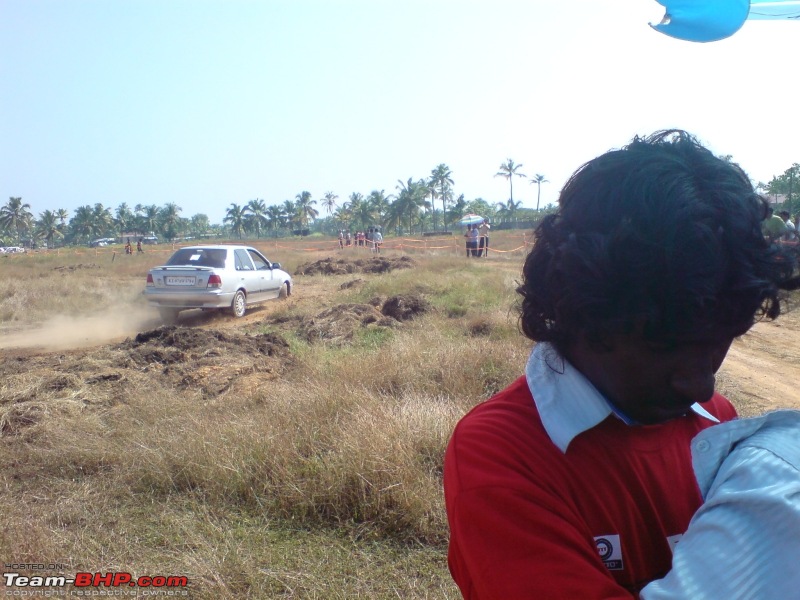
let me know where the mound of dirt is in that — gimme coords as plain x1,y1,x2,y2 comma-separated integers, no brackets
381,294,430,322
119,327,292,397
339,278,364,290
53,263,100,271
126,327,288,360
297,303,398,345
294,256,415,276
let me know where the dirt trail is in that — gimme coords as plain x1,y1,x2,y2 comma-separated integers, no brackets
717,306,800,415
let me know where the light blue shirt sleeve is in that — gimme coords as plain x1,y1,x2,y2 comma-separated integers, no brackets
641,412,800,600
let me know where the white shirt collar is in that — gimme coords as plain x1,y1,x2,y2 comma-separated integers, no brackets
525,342,720,453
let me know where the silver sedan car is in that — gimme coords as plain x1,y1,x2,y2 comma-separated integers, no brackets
144,245,292,323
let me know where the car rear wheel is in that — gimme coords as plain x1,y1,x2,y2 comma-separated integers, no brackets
278,282,289,299
158,307,180,325
230,290,247,317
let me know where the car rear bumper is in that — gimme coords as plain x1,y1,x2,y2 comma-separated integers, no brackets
143,289,235,309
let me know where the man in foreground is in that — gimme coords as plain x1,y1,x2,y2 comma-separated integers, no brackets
444,130,788,598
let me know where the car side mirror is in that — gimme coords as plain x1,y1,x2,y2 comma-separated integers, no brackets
271,262,281,270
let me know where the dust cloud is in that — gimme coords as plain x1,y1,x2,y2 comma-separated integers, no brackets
0,304,162,351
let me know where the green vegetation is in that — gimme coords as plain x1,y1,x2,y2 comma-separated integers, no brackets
0,158,559,248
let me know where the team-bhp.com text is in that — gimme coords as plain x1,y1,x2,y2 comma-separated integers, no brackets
4,572,189,595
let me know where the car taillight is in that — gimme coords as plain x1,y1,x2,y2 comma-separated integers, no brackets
146,273,154,287
207,274,222,288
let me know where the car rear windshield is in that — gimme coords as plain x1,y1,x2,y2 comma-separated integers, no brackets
166,248,227,268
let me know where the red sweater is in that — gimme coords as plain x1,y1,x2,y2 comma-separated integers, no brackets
444,376,737,599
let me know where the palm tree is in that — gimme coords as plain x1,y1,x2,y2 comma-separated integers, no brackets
36,210,64,248
530,174,549,211
115,203,135,237
392,178,428,234
91,203,114,237
282,199,298,231
68,205,96,242
159,203,183,241
425,180,439,231
266,205,283,236
495,198,523,224
137,205,160,236
224,203,247,239
430,164,454,232
353,195,377,230
245,199,268,238
367,190,390,226
333,203,353,231
0,197,33,243
495,159,526,207
55,208,69,228
295,191,318,231
321,191,339,216
347,192,365,229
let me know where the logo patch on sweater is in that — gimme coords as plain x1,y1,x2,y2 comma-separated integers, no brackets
594,535,623,571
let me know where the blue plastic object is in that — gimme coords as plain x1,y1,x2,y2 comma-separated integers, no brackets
650,0,750,41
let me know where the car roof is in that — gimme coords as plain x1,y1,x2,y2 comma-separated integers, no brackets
178,245,256,251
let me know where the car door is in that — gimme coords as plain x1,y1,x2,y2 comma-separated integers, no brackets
248,249,281,297
233,248,264,301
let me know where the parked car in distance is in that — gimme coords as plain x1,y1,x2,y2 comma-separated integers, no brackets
141,236,159,245
143,245,292,323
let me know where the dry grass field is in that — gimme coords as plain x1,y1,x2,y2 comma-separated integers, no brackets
1,231,798,598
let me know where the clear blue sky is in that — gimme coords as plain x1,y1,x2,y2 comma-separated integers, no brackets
2,0,797,225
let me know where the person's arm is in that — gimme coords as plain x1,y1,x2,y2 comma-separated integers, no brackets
641,445,800,600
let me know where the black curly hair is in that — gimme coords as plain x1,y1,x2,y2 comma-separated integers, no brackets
518,130,789,356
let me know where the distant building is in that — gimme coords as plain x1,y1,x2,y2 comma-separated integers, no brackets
765,194,787,206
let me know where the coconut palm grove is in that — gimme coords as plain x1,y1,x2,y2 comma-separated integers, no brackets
3,162,798,248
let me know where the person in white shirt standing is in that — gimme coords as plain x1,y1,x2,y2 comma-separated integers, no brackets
779,210,798,241
478,220,491,257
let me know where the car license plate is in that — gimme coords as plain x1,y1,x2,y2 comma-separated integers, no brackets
166,276,196,286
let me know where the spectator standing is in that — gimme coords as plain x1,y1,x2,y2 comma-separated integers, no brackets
373,229,383,253
478,220,491,257
778,210,798,242
464,225,479,257
762,205,787,243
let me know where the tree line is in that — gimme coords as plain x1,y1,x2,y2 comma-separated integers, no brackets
6,160,796,248
0,160,562,246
